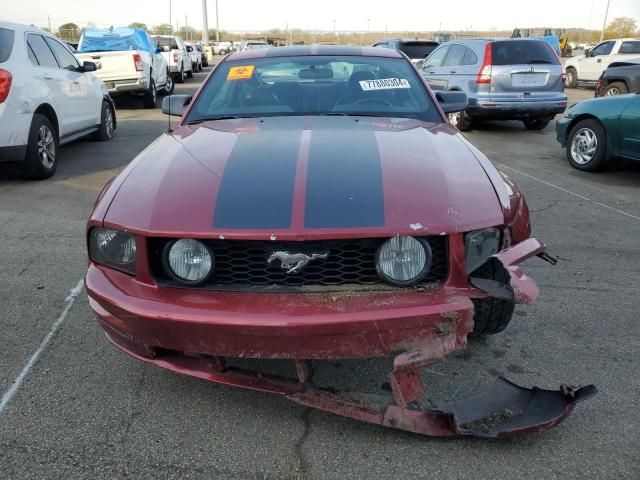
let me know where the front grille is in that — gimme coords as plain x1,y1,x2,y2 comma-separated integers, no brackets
148,237,448,292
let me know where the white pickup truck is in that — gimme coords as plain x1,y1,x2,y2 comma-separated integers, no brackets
152,35,193,84
76,27,173,108
564,38,640,87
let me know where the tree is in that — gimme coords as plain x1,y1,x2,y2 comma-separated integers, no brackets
207,29,220,40
152,23,173,35
604,17,637,39
130,22,148,31
58,22,80,41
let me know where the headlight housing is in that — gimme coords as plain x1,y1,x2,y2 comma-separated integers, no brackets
164,238,214,285
88,228,137,274
376,236,432,286
465,227,501,274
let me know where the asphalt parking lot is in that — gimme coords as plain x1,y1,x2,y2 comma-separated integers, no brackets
1,66,639,480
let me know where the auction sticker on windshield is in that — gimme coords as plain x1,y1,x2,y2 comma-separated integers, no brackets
360,78,411,91
227,65,255,80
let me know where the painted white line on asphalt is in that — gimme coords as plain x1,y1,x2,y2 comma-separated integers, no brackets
0,278,84,414
498,164,640,222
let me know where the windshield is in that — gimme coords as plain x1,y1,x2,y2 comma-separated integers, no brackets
184,55,440,124
399,42,438,59
79,28,148,53
491,40,559,65
153,36,178,50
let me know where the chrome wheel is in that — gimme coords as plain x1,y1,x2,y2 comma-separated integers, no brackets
448,111,461,127
605,87,620,96
37,125,55,168
570,127,598,165
164,73,173,93
104,107,114,138
566,70,574,86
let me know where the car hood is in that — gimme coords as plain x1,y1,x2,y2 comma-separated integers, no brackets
104,116,505,239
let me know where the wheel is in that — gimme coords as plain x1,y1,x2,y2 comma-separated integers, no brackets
523,116,551,130
162,70,174,95
142,78,157,109
448,109,473,131
187,66,193,78
92,101,115,141
566,119,608,171
198,60,202,72
470,260,515,336
21,114,58,180
603,81,628,96
219,49,227,55
176,67,185,84
565,67,578,88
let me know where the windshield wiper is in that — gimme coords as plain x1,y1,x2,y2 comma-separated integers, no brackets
186,115,244,124
527,59,554,64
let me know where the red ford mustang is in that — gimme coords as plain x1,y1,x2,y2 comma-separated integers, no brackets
85,46,594,438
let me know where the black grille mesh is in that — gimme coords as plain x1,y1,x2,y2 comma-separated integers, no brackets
149,237,448,291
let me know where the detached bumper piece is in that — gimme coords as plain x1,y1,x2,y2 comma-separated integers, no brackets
109,332,596,439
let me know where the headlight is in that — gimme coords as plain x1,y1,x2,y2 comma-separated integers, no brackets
376,236,432,286
165,239,213,285
89,228,136,274
465,227,501,274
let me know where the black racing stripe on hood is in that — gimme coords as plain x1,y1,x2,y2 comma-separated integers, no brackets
213,117,303,229
305,117,385,228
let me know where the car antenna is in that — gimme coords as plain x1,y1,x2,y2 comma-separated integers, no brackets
167,0,173,132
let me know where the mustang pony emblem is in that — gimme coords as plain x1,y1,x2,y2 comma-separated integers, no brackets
267,251,329,274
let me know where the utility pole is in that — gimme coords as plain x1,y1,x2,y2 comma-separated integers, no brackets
185,15,188,40
215,0,220,42
47,15,51,32
202,0,209,43
599,0,611,42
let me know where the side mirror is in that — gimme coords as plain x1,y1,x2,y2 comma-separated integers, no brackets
155,47,162,54
186,46,193,52
585,48,592,57
435,91,468,113
81,61,98,72
162,95,192,116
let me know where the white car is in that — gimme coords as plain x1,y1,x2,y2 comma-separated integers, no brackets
564,38,640,87
242,41,269,51
184,42,202,72
152,35,193,83
75,27,172,109
0,21,115,179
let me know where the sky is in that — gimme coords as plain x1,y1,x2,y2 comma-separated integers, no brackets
4,0,640,33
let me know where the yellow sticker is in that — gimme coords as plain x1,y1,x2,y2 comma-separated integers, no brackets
227,65,255,80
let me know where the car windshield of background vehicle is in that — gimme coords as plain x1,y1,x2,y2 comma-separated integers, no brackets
491,40,559,65
185,55,440,123
153,36,179,50
0,28,15,63
400,42,438,59
78,29,145,53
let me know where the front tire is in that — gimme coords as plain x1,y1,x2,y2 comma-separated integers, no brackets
448,109,473,131
142,78,157,109
603,81,628,96
176,67,185,84
186,67,193,78
92,101,115,141
471,261,515,336
566,67,578,88
523,116,551,131
566,119,608,171
162,70,174,95
21,114,58,180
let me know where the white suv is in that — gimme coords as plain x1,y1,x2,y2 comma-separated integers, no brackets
0,21,115,179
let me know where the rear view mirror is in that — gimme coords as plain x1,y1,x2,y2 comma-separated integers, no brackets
162,95,192,116
298,68,333,80
435,91,468,113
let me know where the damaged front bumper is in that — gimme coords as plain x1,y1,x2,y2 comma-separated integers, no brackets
86,237,596,438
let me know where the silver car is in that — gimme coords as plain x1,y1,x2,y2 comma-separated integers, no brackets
421,39,567,131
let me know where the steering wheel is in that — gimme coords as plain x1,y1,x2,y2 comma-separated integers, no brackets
351,97,394,107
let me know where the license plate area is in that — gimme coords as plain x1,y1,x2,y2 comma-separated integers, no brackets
511,72,547,87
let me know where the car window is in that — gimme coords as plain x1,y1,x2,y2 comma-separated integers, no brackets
0,28,15,63
491,40,558,65
26,34,59,68
422,46,449,69
153,36,179,50
619,41,640,54
45,37,79,70
462,47,478,66
185,55,441,124
399,42,438,59
443,45,465,67
591,41,614,56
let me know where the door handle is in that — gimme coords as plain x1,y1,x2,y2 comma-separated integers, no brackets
73,80,80,84
597,58,602,63
43,73,52,80
450,70,457,74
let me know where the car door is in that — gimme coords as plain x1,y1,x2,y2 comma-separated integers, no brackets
420,45,450,90
44,35,99,132
581,41,615,80
619,94,640,159
440,44,466,90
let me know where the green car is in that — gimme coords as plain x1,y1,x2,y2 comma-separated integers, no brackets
556,93,640,171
